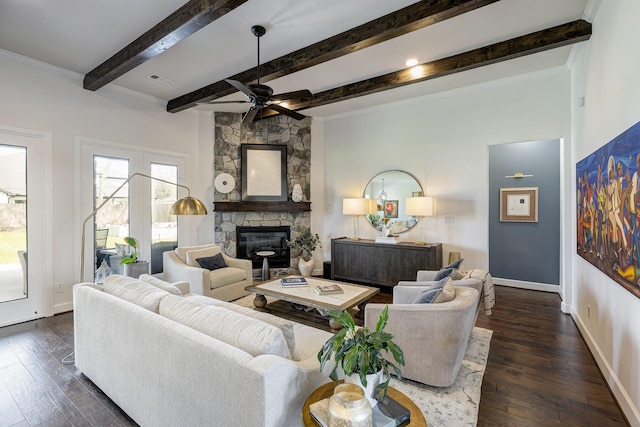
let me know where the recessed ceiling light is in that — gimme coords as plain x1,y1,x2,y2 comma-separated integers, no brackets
405,58,419,67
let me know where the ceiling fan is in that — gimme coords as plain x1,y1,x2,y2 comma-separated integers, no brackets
202,25,313,123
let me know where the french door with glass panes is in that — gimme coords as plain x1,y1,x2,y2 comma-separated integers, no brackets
0,126,52,327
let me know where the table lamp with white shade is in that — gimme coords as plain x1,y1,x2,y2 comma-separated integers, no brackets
406,196,435,245
343,198,375,240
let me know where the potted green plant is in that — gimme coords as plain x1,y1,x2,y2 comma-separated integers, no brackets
119,236,149,278
286,227,321,276
318,306,404,406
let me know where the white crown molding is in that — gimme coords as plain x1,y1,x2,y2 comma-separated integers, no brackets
0,48,174,110
583,0,603,22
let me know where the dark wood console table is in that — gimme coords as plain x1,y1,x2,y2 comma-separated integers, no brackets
331,237,442,290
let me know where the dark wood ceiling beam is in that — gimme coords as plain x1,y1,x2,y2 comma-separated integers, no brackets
167,0,500,113
83,0,249,91
258,19,592,119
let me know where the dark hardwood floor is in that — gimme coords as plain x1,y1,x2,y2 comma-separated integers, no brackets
0,286,628,426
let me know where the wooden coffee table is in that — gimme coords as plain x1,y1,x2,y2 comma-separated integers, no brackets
302,381,427,426
245,277,379,329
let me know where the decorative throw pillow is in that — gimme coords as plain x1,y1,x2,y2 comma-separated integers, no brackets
196,253,228,270
445,258,464,270
450,269,467,280
434,267,454,281
138,274,182,295
432,276,456,303
412,276,448,304
185,246,222,267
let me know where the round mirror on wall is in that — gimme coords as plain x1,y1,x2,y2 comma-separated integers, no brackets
363,170,424,234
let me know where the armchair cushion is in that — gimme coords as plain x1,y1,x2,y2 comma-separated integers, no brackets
196,253,227,271
209,267,247,289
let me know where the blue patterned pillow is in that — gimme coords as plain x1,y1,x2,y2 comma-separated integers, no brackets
412,276,448,304
434,267,454,281
445,258,464,270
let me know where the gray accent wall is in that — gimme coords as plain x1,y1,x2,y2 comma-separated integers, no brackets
488,139,560,285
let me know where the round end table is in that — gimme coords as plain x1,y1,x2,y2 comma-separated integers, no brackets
302,381,427,426
256,250,275,282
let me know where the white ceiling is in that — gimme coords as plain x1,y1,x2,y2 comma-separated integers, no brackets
0,0,590,117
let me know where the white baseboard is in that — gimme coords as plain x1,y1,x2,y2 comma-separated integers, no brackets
54,301,73,314
573,311,640,426
492,277,561,293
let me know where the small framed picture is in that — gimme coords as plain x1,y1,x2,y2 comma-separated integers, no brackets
500,187,538,222
384,200,398,218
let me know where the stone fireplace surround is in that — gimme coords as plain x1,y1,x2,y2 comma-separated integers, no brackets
213,112,312,277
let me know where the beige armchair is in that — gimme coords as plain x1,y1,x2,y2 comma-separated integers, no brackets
364,283,480,387
163,243,252,301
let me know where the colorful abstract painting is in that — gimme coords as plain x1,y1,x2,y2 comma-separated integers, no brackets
577,121,640,298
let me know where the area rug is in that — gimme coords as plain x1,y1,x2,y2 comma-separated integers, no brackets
233,295,492,427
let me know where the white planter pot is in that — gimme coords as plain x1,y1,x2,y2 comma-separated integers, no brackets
124,261,149,278
298,258,314,277
345,370,383,407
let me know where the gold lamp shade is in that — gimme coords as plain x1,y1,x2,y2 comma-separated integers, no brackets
170,196,208,215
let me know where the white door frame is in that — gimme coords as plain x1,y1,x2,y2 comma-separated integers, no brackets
0,125,53,327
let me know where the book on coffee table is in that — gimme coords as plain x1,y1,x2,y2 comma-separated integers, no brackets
281,277,308,287
309,394,410,427
314,283,343,295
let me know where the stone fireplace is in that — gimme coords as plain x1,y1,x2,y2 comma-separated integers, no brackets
213,112,312,275
236,226,291,268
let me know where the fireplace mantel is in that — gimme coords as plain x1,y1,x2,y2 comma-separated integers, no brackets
213,201,311,212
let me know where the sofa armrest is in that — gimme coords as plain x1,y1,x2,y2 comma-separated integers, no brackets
223,254,253,286
163,251,209,295
416,270,438,281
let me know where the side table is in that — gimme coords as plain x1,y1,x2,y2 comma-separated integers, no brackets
256,250,275,281
302,382,427,426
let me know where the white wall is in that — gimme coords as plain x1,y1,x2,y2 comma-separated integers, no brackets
570,0,640,423
320,67,571,269
0,52,201,315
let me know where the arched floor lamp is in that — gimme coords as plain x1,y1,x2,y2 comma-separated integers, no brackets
80,172,207,281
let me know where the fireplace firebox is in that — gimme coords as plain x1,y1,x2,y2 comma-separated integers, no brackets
236,226,291,269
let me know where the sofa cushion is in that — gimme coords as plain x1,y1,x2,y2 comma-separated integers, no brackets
185,294,297,360
138,274,182,295
196,253,228,271
103,275,171,313
159,295,291,359
412,276,455,304
174,244,220,264
209,267,247,289
185,247,222,267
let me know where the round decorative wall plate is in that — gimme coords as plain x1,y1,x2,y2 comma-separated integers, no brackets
214,173,235,195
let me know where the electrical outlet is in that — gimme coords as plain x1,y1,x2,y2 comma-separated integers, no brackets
444,216,455,223
587,305,591,319
56,283,64,293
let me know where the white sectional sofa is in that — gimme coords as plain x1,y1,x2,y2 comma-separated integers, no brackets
73,275,332,427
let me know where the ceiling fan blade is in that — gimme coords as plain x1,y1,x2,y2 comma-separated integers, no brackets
270,89,313,102
242,107,259,123
196,100,249,105
267,103,306,121
226,79,256,97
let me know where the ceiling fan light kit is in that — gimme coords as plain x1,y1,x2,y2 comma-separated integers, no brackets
205,25,313,123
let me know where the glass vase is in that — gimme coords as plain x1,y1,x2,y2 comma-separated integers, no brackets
328,383,372,427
